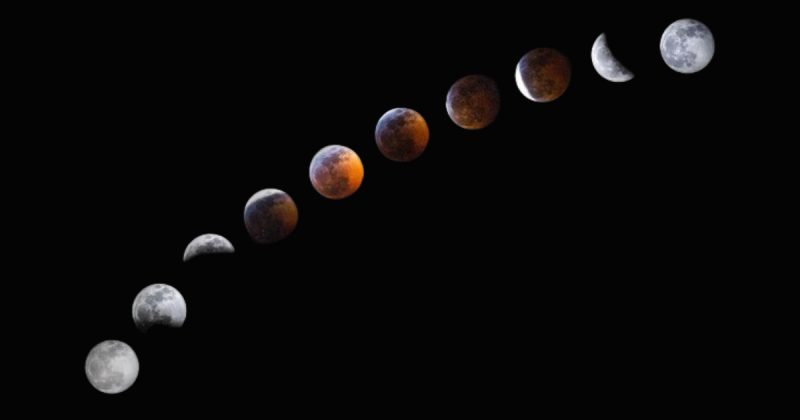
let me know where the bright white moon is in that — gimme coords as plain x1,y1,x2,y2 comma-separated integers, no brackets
85,340,139,394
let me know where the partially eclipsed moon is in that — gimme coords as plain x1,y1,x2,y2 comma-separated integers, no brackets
183,233,234,261
515,48,571,102
591,33,634,82
244,188,298,244
132,283,187,332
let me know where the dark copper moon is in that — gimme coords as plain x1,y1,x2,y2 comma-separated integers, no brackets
515,48,571,102
446,75,500,130
309,145,364,200
243,189,298,245
375,108,429,162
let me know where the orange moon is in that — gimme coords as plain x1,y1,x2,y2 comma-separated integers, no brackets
515,48,571,102
446,75,500,129
375,108,429,162
309,145,364,199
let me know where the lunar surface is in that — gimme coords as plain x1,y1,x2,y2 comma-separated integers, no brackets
244,188,298,244
591,33,634,82
309,145,364,199
446,75,500,130
515,48,571,102
660,18,714,74
375,108,429,162
183,233,234,261
85,340,139,394
132,283,187,332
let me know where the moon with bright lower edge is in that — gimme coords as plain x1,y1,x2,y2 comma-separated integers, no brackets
183,233,234,261
309,145,364,199
591,33,634,82
244,188,298,244
85,340,139,394
132,283,187,332
660,18,714,74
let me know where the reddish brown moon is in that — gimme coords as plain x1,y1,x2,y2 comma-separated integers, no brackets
375,108,429,162
515,48,571,102
446,75,500,130
243,189,298,245
309,145,364,200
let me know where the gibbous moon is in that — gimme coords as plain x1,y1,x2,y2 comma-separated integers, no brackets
591,33,634,82
515,48,571,102
244,188,298,244
446,75,500,130
85,340,139,394
132,283,187,333
375,108,429,162
183,233,234,261
660,18,714,74
309,145,364,199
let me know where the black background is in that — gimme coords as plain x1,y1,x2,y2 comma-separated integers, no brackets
35,4,736,414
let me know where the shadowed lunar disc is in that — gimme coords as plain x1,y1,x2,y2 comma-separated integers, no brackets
591,33,634,82
243,188,298,244
446,75,500,130
515,48,571,102
660,18,714,74
375,108,429,162
132,283,187,332
85,340,139,394
183,233,234,261
309,145,364,199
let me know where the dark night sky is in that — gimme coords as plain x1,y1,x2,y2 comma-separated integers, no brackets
25,4,740,415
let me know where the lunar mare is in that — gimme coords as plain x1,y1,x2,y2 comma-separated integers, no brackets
446,75,500,130
85,340,139,394
660,18,714,74
244,188,298,244
132,283,187,332
309,145,364,199
591,33,634,82
375,108,429,162
183,233,234,261
515,48,571,102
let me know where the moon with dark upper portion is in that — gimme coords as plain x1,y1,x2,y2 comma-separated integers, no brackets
244,188,298,244
515,48,571,102
375,108,429,162
85,340,139,394
446,75,500,130
183,233,234,261
309,145,364,199
660,18,714,74
591,33,634,82
132,283,187,332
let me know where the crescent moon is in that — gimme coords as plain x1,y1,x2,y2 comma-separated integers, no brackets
514,63,535,101
591,33,634,82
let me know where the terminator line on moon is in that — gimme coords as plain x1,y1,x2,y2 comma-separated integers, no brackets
309,145,364,200
132,283,187,332
591,33,634,82
244,188,299,244
183,233,234,261
85,340,139,394
87,18,717,396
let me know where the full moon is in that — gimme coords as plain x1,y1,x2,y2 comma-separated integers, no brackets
446,75,500,130
515,48,571,102
183,233,234,262
85,340,139,394
244,188,298,244
660,18,714,74
309,145,364,199
375,108,430,162
132,283,187,332
591,33,634,82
